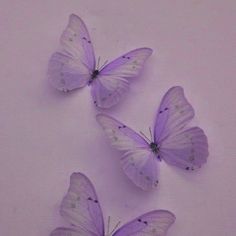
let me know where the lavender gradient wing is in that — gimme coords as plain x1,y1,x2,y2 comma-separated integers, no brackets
91,48,152,108
60,173,104,236
96,114,159,190
100,48,152,77
91,76,129,108
121,150,159,190
48,52,90,91
160,127,208,170
154,86,194,143
50,227,89,236
97,114,148,150
48,14,95,91
155,87,209,169
113,210,176,236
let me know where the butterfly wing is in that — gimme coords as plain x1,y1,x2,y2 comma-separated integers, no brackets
154,86,194,143
48,14,95,91
91,48,152,108
100,48,153,77
160,127,208,170
113,210,176,236
154,86,208,170
60,172,104,236
97,114,159,190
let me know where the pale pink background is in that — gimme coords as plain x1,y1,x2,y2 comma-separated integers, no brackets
0,0,235,235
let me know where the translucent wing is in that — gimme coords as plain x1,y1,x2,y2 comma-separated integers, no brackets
97,114,159,190
91,48,152,108
48,14,95,91
60,173,104,236
121,150,159,191
100,48,153,77
113,210,176,236
155,86,209,170
50,227,86,236
91,76,129,108
160,127,208,170
154,86,194,143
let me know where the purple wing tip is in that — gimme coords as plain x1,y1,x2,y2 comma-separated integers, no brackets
69,13,84,24
148,209,176,220
143,47,153,53
70,172,88,181
70,13,79,19
139,47,153,56
168,86,184,93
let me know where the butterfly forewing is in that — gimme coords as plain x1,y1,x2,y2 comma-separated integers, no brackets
100,48,153,77
97,114,159,190
97,114,148,150
60,173,104,236
60,14,95,70
154,86,194,143
113,210,176,236
48,14,95,91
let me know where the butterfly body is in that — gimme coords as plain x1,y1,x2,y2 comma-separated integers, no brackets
48,14,152,108
149,142,160,155
89,69,100,84
50,173,175,236
97,86,209,190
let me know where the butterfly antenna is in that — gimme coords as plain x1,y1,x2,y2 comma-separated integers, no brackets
110,221,121,235
107,216,111,235
100,59,109,70
140,131,152,143
97,56,101,70
149,127,153,142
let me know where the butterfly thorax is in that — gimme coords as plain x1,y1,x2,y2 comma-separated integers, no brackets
150,142,159,154
89,69,100,84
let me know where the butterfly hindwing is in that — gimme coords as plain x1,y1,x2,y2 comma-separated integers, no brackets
48,14,95,91
60,173,104,236
48,52,91,91
96,114,159,190
121,150,159,190
91,76,129,108
113,210,176,236
91,48,153,108
160,127,208,170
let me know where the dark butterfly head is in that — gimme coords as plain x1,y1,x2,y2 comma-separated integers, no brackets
89,57,109,85
88,69,100,84
149,142,160,154
92,69,100,78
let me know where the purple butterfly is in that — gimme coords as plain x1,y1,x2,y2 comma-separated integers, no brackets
50,172,175,236
97,86,209,191
48,14,153,108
